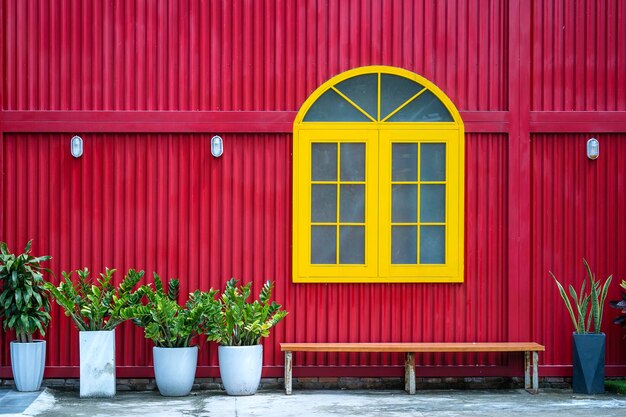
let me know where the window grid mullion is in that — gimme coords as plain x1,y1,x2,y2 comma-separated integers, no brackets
417,143,421,265
335,143,341,265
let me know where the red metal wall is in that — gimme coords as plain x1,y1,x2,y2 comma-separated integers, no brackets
1,0,626,379
531,133,626,375
2,0,507,112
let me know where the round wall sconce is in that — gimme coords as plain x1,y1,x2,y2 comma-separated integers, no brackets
71,135,83,158
211,135,223,157
587,138,599,160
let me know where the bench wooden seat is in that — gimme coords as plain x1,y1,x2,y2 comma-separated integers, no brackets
281,342,545,395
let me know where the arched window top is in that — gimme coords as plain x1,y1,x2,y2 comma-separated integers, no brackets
296,66,462,125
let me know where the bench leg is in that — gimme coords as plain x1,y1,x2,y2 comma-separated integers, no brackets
524,351,539,394
285,351,293,395
532,351,539,393
405,352,415,394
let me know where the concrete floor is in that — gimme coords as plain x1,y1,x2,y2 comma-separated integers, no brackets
6,388,626,417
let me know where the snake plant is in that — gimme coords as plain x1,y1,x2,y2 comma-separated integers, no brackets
550,259,612,334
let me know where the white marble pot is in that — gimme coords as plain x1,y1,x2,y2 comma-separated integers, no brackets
218,345,263,396
10,340,46,392
80,330,116,397
153,346,198,397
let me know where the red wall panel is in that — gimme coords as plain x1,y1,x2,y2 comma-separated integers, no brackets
2,0,507,112
532,0,626,111
1,132,510,376
531,133,626,369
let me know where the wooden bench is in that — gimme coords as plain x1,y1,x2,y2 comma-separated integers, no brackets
281,342,545,395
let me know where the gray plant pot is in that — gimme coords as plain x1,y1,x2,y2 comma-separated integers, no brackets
10,340,46,392
572,333,605,394
218,345,263,396
153,346,198,397
80,330,116,397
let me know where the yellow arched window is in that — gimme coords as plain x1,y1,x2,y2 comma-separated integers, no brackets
293,66,464,283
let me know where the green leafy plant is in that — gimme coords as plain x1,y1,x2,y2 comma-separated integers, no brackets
211,278,288,346
0,240,52,343
609,280,626,334
550,259,613,334
121,273,220,348
45,267,144,331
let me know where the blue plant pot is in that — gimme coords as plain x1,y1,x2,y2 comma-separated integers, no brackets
572,333,605,394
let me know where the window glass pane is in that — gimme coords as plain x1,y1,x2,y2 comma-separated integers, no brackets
312,143,337,181
311,226,337,264
387,90,453,122
340,143,365,181
335,74,378,120
311,184,337,222
420,184,445,223
392,226,417,264
420,226,445,264
380,74,424,120
303,89,370,122
420,143,446,181
340,184,365,223
339,226,365,264
392,143,418,181
392,184,417,223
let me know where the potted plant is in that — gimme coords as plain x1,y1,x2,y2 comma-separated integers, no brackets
609,280,626,335
0,240,52,392
209,278,287,396
551,259,612,394
121,273,220,397
45,267,143,397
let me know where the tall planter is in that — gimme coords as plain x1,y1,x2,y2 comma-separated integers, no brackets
218,345,263,396
80,330,116,397
153,346,198,397
10,340,46,392
572,333,605,394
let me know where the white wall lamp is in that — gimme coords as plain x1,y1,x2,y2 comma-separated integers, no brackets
587,137,599,160
211,135,224,158
71,135,83,158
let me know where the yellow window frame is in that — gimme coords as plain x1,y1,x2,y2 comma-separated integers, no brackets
293,66,464,283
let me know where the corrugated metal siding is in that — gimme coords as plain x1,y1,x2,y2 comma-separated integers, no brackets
1,132,508,372
0,132,293,371
532,0,626,111
2,0,507,112
531,133,626,368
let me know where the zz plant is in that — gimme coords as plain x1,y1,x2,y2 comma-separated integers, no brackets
121,273,220,348
0,240,52,343
211,278,288,346
45,268,144,331
550,259,612,334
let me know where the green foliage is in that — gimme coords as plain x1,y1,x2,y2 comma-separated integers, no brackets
550,259,613,334
605,379,626,395
609,280,626,334
45,268,144,331
121,273,220,348
210,278,288,346
0,240,52,343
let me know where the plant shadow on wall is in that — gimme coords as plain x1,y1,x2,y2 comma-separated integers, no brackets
45,268,144,397
0,240,52,392
551,259,612,394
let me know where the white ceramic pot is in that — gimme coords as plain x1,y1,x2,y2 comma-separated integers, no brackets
10,340,46,392
153,346,198,396
218,345,263,396
80,330,116,397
